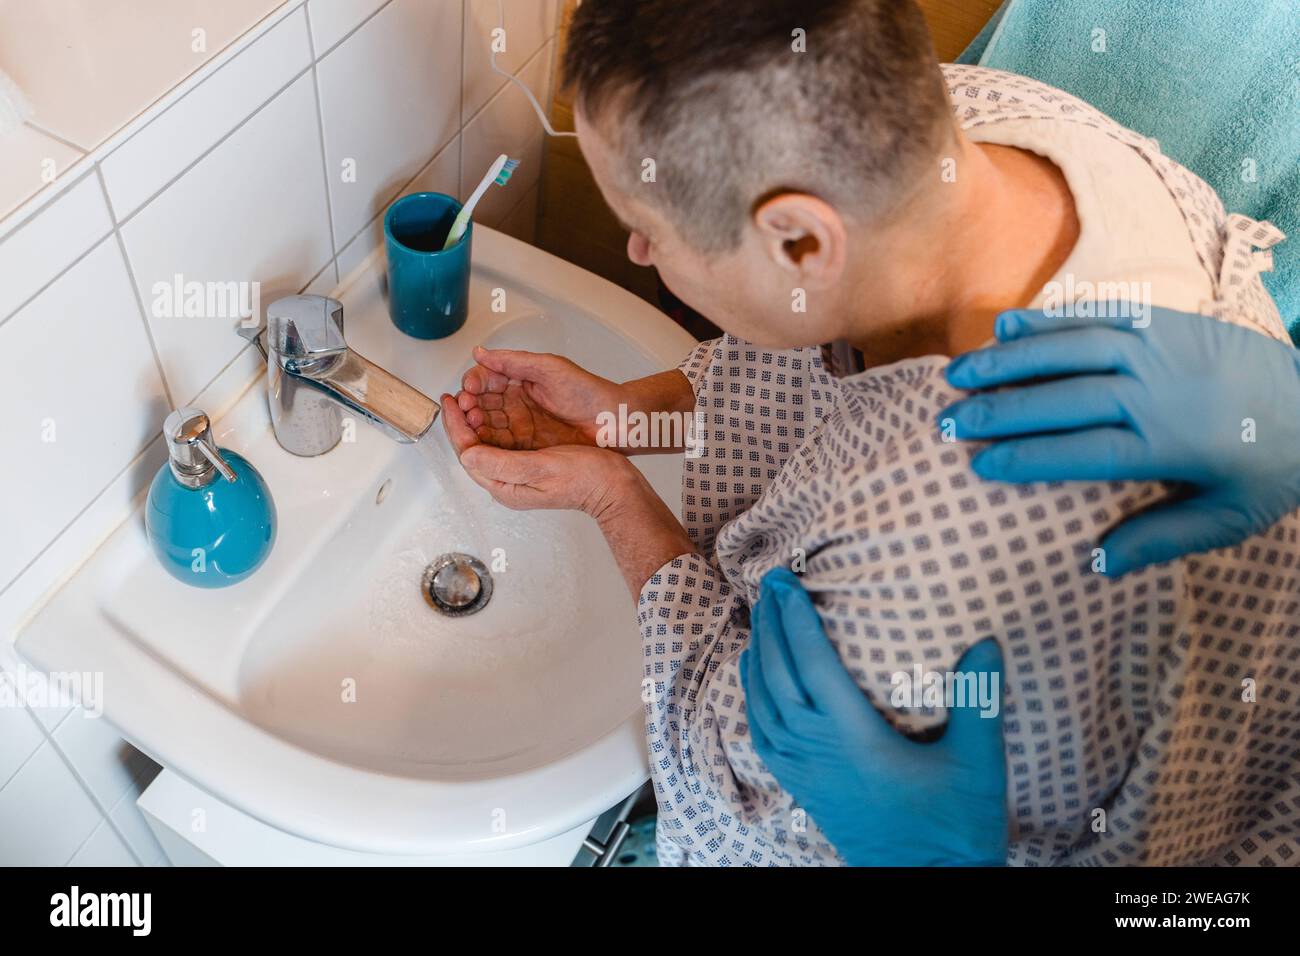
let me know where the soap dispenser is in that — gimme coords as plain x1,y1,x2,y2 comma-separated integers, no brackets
146,408,277,588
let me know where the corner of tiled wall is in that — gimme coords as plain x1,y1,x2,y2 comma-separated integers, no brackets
0,0,562,865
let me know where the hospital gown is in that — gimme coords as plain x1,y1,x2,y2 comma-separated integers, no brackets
638,65,1298,866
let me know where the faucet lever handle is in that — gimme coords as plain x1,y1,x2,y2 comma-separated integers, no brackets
265,294,347,360
237,318,268,360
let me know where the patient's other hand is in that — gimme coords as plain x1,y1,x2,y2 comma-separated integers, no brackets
454,346,622,450
441,391,639,517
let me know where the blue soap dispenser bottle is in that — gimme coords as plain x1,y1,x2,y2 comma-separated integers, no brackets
146,407,277,588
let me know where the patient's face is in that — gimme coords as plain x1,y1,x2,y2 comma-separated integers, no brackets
576,108,845,350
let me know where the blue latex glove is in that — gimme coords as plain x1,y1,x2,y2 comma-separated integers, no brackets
941,307,1300,577
740,568,1008,867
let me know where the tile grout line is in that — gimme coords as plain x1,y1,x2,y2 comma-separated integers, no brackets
7,11,506,648
336,133,461,266
47,744,101,866
0,434,163,603
95,165,178,413
23,120,86,155
0,223,112,332
0,165,99,246
0,61,347,603
0,717,147,865
2,2,311,243
0,0,545,866
535,25,560,227
459,0,468,138
457,0,469,197
189,342,257,412
99,761,167,867
184,246,338,417
325,0,465,263
0,0,536,332
304,4,341,271
92,1,313,170
0,707,47,791
51,733,148,866
114,63,316,232
301,257,336,295
4,0,451,866
0,54,316,331
499,181,539,236
314,0,398,62
0,251,334,605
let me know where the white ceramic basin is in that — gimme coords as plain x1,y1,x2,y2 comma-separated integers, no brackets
15,228,695,854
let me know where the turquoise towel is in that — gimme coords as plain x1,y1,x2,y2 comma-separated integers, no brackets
958,0,1300,340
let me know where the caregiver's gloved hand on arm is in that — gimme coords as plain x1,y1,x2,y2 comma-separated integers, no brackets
941,307,1300,576
741,568,1008,867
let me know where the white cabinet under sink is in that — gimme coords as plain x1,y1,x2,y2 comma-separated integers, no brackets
138,769,602,866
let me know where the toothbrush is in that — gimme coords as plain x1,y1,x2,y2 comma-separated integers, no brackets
443,153,520,249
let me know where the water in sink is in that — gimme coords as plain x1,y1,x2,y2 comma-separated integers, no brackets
236,432,651,780
366,439,582,664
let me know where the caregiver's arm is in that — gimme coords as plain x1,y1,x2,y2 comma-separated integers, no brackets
940,306,1300,576
456,346,695,454
742,569,1008,867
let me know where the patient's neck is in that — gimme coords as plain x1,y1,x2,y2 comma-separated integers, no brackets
846,134,1080,364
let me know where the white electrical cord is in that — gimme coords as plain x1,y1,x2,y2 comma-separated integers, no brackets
490,0,578,138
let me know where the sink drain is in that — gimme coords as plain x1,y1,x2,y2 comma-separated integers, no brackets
422,553,493,616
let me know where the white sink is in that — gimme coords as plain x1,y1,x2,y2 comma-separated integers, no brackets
16,228,695,855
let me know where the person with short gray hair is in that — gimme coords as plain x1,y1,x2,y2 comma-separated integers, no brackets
441,0,1297,866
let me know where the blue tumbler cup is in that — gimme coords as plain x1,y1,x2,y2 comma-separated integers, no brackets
383,192,471,339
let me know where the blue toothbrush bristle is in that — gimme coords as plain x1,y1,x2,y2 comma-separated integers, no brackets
494,158,520,185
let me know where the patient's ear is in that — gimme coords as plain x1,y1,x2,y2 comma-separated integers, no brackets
752,193,847,288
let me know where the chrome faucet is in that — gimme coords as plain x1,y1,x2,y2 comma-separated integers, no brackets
239,294,440,457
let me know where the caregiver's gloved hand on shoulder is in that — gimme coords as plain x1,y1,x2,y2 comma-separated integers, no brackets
741,568,1008,867
940,306,1300,577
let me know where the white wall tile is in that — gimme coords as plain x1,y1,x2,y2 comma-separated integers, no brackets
101,7,314,220
498,182,540,246
53,710,154,810
0,702,42,789
306,0,390,55
0,645,77,732
69,821,138,866
19,684,78,735
0,743,100,865
190,345,266,426
0,237,168,591
0,436,166,641
302,259,340,297
463,0,559,121
0,174,112,322
0,0,286,151
316,0,462,249
0,126,84,221
335,133,460,280
0,0,563,864
460,40,550,231
185,258,340,422
122,72,334,406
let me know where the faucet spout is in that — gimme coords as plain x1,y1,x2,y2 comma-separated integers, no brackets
241,295,440,457
297,349,439,444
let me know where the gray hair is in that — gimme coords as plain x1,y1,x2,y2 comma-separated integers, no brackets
564,0,954,252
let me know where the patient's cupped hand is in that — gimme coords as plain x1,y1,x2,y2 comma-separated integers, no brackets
453,346,623,450
441,390,637,517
